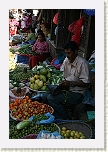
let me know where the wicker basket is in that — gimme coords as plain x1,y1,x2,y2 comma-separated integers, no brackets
57,121,92,139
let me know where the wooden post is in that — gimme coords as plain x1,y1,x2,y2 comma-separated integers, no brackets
79,12,95,60
56,9,65,47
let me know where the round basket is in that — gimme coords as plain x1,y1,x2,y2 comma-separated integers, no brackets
10,105,54,121
53,123,61,134
9,86,29,100
22,134,38,139
10,111,22,121
57,121,92,139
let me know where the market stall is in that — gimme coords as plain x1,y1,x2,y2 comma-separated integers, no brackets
9,9,95,139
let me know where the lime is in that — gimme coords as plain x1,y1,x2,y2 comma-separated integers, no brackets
70,131,75,137
66,132,71,138
61,127,67,131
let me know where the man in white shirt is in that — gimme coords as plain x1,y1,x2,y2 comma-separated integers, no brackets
34,41,90,119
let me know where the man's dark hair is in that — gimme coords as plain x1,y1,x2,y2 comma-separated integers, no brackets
30,27,35,33
37,29,43,34
63,41,78,52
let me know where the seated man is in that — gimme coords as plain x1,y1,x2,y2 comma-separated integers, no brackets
33,41,90,119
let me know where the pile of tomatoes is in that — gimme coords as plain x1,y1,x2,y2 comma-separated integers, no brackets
9,96,53,121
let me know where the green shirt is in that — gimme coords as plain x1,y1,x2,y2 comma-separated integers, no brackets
25,33,36,42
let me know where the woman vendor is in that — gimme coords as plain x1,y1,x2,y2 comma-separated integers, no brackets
25,27,36,44
28,32,49,69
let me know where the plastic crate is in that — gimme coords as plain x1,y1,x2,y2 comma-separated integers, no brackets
15,54,29,64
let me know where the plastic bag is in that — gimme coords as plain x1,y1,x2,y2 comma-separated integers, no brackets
51,58,62,70
53,13,58,25
9,86,29,99
36,130,63,139
29,112,55,124
68,16,84,46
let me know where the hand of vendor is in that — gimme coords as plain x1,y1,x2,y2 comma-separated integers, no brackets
32,46,36,51
59,80,71,87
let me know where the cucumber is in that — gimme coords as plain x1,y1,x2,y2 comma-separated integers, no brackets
16,120,31,130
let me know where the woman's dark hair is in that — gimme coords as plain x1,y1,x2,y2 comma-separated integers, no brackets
63,41,78,52
38,32,46,41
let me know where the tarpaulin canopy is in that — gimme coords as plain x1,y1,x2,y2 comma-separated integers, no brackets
84,9,95,16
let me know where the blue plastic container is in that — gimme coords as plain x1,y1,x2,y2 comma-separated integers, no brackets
15,54,29,64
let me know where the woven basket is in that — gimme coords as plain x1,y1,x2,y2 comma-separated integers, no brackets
57,121,92,139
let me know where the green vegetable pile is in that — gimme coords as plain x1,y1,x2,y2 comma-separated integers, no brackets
9,114,19,131
32,62,64,86
32,114,49,123
9,44,38,56
9,66,36,82
9,123,59,139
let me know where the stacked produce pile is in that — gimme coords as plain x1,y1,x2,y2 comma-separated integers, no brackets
28,63,64,91
9,51,17,71
9,96,53,121
9,66,35,89
9,121,59,139
9,44,38,56
60,126,85,139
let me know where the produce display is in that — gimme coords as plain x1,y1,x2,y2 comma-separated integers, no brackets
28,63,64,91
60,127,85,139
10,87,27,97
9,122,59,139
9,66,35,83
9,96,53,121
37,130,63,139
9,60,17,71
9,44,38,56
9,113,19,131
9,51,17,71
31,114,49,123
9,81,25,89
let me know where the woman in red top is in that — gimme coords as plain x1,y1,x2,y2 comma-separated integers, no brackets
28,32,49,69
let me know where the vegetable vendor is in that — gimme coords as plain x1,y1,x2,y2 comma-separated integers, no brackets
24,27,36,44
34,41,90,119
28,32,49,69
